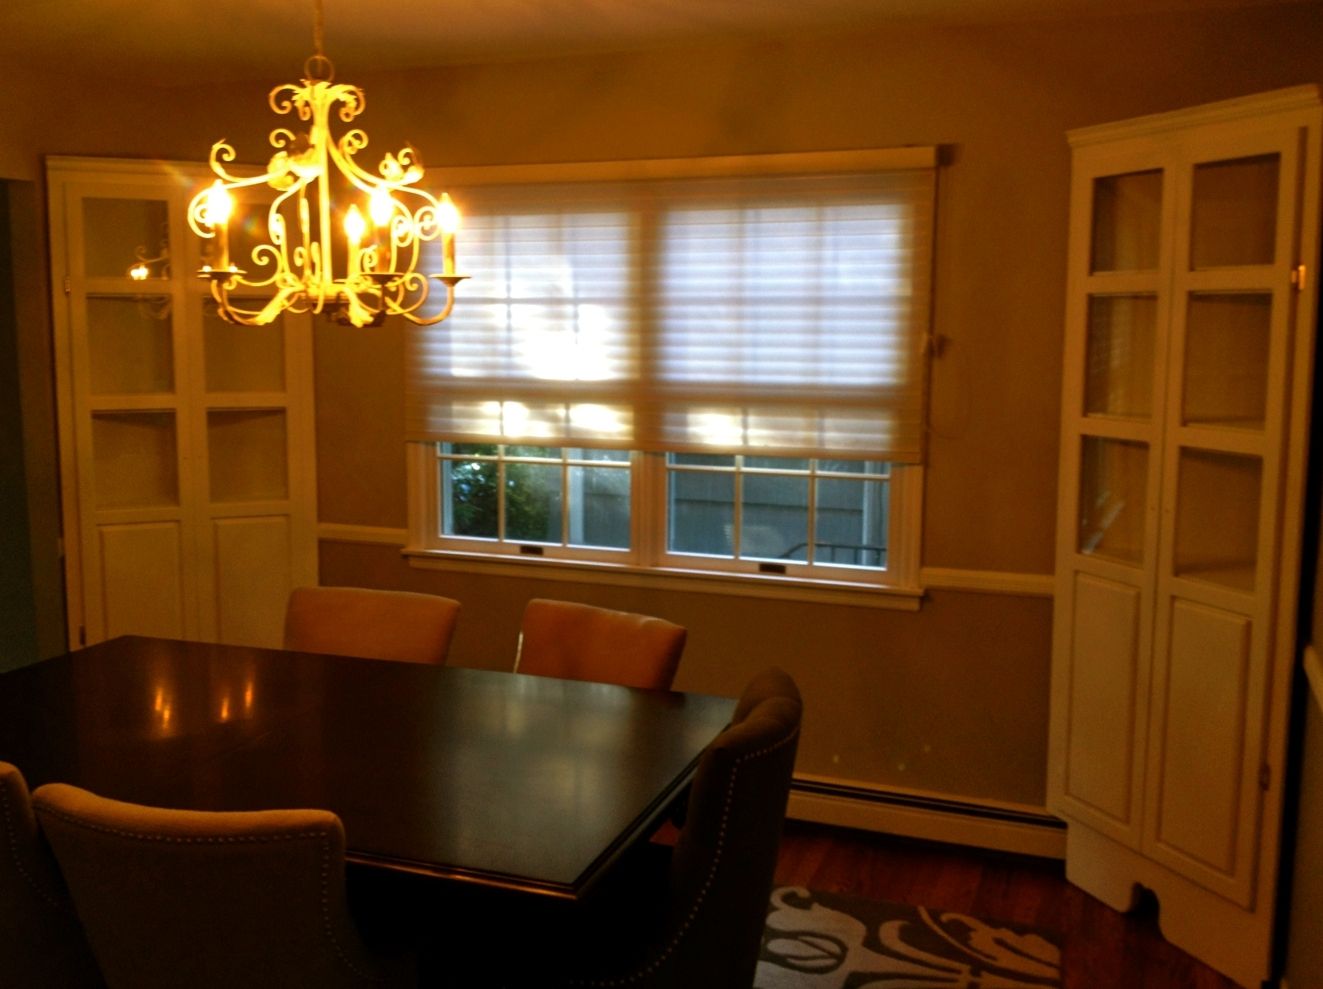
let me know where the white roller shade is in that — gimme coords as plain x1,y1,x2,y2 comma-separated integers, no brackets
406,156,935,461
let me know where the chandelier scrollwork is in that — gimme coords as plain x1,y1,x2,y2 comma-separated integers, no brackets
188,3,465,328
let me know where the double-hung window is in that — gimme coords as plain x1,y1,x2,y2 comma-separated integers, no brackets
405,149,935,598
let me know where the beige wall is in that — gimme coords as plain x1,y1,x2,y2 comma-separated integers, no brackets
6,4,1323,806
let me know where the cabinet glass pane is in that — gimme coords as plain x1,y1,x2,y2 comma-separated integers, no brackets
87,296,174,395
1078,437,1148,566
83,198,170,279
1183,293,1270,429
92,412,179,508
1091,170,1162,273
1174,449,1260,592
204,303,286,393
1190,154,1279,269
1085,295,1156,418
207,410,288,502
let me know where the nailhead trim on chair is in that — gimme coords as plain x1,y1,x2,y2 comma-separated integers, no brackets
568,722,801,988
32,806,386,986
1,776,64,910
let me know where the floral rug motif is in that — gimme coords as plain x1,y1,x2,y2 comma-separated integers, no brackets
757,886,1062,989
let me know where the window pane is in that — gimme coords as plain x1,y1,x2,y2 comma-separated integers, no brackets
744,455,809,471
669,470,733,556
506,463,562,542
741,475,809,562
817,459,887,476
669,452,735,468
568,448,629,462
444,460,498,538
445,442,498,457
816,478,888,569
569,466,630,549
506,445,560,459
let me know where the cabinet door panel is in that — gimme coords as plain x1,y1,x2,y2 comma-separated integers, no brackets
1148,598,1257,905
99,523,185,639
1063,574,1143,832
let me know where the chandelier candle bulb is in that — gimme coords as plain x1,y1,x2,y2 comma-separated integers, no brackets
204,180,233,271
369,186,394,269
344,204,366,275
439,193,460,276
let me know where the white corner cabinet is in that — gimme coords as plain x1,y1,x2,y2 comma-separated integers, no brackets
1049,87,1321,987
47,157,318,649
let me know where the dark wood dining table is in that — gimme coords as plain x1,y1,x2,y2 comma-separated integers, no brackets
0,635,735,902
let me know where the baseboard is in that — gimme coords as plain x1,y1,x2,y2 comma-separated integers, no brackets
787,777,1067,859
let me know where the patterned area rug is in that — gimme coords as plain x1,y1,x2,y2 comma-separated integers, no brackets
757,886,1062,988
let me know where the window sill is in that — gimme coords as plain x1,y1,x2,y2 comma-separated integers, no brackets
402,546,923,611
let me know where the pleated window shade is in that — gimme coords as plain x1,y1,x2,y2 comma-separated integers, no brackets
406,163,935,462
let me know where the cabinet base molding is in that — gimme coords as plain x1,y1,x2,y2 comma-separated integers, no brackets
1065,822,1270,989
788,778,1066,859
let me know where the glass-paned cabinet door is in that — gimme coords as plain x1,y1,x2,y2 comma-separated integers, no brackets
81,197,171,280
1091,170,1163,273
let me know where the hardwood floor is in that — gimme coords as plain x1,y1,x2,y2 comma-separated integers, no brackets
773,821,1246,989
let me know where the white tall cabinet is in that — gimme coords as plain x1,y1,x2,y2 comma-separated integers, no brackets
1050,87,1321,987
48,157,318,650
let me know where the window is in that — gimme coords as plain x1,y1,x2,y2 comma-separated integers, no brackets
406,150,934,596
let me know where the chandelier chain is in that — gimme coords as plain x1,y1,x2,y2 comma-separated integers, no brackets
312,0,325,58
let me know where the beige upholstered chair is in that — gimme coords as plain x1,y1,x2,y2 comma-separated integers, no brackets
0,763,104,988
514,598,687,690
520,667,802,988
32,784,415,989
283,585,460,664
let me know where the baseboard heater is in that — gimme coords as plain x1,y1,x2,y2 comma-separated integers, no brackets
787,777,1066,858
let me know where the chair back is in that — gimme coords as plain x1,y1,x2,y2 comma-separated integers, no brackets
515,598,686,690
0,763,104,988
32,784,412,989
663,667,802,987
284,585,460,664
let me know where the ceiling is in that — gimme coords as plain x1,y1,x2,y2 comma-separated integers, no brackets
0,0,1310,87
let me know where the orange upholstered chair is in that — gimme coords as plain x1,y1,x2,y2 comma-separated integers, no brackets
283,585,460,664
514,598,686,690
0,763,104,988
32,783,415,989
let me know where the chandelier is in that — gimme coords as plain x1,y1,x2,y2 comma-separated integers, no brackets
187,0,465,328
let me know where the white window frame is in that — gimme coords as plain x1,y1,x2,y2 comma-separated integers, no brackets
404,149,932,608
408,444,922,608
